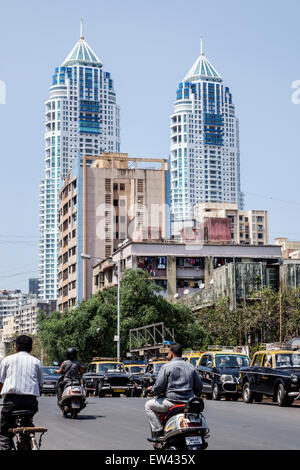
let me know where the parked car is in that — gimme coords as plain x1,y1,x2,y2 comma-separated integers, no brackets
82,357,135,397
183,352,204,367
124,363,146,397
197,349,250,400
239,349,300,406
41,366,61,394
140,358,168,397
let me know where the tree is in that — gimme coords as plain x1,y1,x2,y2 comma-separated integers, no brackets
38,269,211,363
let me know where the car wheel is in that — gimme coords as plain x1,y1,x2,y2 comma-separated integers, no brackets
277,384,290,407
212,383,221,401
242,382,254,403
96,383,104,398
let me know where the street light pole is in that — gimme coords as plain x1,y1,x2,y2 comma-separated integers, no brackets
117,259,121,362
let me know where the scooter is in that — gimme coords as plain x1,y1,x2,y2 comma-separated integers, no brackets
58,379,87,419
147,396,209,450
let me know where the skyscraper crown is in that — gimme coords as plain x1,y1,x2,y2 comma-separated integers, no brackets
61,21,102,67
184,39,222,82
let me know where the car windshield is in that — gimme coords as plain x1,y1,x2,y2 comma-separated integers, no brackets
275,353,300,368
215,355,250,368
189,357,201,366
43,367,59,376
128,366,145,373
97,363,124,373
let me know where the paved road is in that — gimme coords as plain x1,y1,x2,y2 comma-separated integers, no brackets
2,396,300,450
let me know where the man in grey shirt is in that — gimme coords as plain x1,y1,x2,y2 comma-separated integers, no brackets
145,343,203,438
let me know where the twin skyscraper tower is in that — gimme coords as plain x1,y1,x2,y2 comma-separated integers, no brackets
39,27,243,301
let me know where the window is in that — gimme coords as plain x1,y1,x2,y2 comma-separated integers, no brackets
105,179,111,192
137,180,143,192
263,354,272,368
253,354,263,367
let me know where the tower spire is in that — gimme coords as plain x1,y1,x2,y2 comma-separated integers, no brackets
80,19,84,39
200,37,203,55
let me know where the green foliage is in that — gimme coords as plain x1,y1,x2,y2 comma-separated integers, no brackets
38,269,211,363
196,287,300,348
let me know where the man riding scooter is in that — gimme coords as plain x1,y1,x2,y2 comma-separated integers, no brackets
56,347,84,405
145,343,203,441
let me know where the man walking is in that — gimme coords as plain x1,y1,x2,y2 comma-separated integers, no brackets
0,335,43,450
145,343,203,439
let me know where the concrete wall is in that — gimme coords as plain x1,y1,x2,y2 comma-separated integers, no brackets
177,262,281,311
281,263,300,289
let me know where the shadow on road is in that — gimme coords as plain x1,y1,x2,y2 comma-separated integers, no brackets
63,415,106,420
254,401,300,409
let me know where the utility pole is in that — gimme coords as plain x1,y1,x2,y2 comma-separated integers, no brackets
117,259,121,362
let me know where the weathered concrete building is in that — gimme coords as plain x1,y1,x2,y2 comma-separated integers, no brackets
58,153,170,311
92,241,281,301
275,238,300,259
194,202,269,245
176,260,300,311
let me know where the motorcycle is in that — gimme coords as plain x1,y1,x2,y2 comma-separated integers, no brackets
148,396,210,450
58,378,87,419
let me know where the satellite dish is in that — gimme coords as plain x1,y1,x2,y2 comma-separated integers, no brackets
183,289,190,295
199,283,205,290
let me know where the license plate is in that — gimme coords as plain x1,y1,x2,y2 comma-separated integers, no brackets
114,388,125,393
43,384,55,388
185,436,202,445
71,402,81,409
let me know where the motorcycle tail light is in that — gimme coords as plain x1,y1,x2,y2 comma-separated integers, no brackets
187,420,202,427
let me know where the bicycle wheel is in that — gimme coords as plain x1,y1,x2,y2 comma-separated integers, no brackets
18,434,32,451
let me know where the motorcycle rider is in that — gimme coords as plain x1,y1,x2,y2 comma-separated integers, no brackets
56,347,84,405
0,335,43,450
145,343,203,440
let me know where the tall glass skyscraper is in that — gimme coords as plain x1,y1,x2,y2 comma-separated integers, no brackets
170,41,243,235
39,24,120,300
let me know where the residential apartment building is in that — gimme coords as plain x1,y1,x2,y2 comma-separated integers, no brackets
39,23,120,301
2,298,56,343
29,278,40,296
274,238,300,259
194,202,269,245
0,290,36,329
170,41,243,236
92,240,281,301
58,153,170,311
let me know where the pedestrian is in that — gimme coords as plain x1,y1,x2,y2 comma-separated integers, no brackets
0,335,43,450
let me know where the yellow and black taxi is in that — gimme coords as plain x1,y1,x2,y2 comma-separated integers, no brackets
124,362,146,397
197,349,250,401
140,358,168,397
183,351,204,368
82,357,135,397
239,349,300,406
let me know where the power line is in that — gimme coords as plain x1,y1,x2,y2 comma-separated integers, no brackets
245,191,300,207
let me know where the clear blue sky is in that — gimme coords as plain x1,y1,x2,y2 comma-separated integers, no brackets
0,0,299,292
